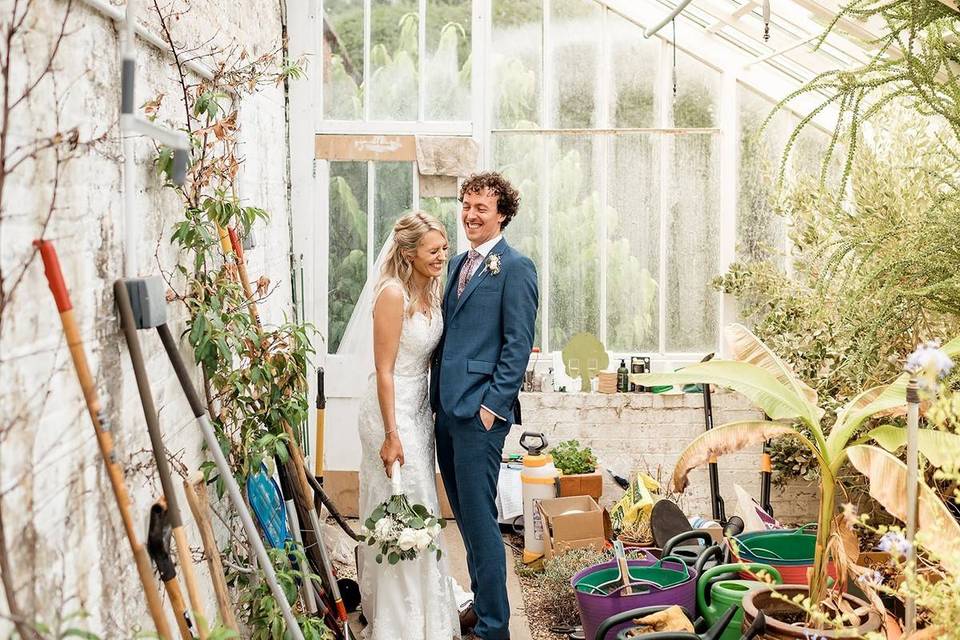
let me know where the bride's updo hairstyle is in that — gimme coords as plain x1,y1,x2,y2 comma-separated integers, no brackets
377,211,448,317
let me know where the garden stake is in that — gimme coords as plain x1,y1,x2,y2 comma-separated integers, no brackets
905,378,920,634
221,226,346,634
228,227,261,327
146,500,195,640
114,279,209,639
156,322,306,640
182,473,240,633
33,239,172,640
277,460,319,615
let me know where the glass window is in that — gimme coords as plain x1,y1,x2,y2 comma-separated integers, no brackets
606,134,660,352
608,14,659,128
323,0,364,119
550,0,602,129
328,162,369,352
494,132,545,348
665,134,720,352
548,135,601,350
369,0,419,120
491,0,543,129
737,87,790,264
425,0,472,120
421,196,460,254
672,49,720,128
374,162,415,249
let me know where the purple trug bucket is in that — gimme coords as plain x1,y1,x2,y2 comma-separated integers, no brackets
572,553,698,640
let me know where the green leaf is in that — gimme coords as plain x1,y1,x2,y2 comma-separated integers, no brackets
864,424,960,469
388,552,400,565
671,420,826,492
632,360,819,428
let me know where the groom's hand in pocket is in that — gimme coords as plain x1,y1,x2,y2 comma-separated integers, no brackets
479,406,496,431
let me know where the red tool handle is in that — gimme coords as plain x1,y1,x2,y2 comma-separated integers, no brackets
228,228,244,260
33,239,72,313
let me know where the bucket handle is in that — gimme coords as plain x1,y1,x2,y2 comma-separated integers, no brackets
655,555,692,581
736,540,787,561
585,578,661,596
794,523,818,535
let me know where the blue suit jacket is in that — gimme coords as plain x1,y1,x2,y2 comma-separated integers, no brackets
430,237,539,424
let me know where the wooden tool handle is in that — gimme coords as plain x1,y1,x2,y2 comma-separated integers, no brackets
36,240,172,640
162,575,194,640
281,421,313,513
133,545,175,639
227,227,261,328
617,556,633,595
183,475,239,633
172,526,209,640
34,239,71,311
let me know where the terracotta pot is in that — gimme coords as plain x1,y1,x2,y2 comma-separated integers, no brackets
741,585,883,639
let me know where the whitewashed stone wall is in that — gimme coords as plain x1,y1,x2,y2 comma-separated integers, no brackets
505,390,820,525
0,2,292,636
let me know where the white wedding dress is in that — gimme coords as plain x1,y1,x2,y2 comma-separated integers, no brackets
357,279,461,640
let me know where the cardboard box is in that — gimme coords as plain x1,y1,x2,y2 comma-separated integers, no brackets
555,471,603,502
536,495,607,560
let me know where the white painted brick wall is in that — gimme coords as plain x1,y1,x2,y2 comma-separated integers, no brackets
505,390,820,525
0,2,290,635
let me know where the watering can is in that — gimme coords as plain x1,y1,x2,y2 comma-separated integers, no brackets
696,563,782,640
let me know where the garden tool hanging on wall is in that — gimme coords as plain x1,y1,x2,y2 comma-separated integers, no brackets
146,500,195,640
34,240,172,640
115,280,208,639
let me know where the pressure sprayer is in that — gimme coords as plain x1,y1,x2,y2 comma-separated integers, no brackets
520,432,558,564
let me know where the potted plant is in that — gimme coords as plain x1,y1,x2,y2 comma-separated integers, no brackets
632,325,960,636
551,439,603,501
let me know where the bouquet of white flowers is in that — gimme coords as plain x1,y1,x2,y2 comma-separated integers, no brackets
360,461,447,564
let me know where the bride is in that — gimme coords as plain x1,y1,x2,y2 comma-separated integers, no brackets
355,211,462,640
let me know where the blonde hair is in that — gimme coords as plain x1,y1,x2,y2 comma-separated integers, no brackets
376,211,447,316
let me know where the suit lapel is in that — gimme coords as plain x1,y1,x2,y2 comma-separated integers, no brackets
452,237,508,319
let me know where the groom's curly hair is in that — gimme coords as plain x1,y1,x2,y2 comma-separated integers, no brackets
459,172,521,229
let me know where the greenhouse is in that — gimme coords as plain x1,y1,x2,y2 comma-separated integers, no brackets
3,0,960,638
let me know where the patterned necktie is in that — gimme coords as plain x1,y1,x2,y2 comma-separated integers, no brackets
457,250,482,297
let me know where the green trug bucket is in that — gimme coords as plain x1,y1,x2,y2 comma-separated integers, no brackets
696,563,782,640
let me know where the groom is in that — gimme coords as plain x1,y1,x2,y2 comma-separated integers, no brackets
431,172,539,640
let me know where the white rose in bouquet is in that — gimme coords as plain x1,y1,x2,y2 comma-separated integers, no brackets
429,522,442,538
374,517,393,539
397,527,419,551
413,528,433,551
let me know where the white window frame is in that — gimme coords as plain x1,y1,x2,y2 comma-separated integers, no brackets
311,0,840,363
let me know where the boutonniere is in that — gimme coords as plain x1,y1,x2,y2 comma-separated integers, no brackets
485,253,502,276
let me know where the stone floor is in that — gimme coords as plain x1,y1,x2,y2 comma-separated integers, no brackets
338,520,532,640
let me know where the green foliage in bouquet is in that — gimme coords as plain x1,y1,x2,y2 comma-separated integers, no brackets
361,493,448,565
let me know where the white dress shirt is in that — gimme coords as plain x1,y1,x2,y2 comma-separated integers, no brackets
468,234,503,278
